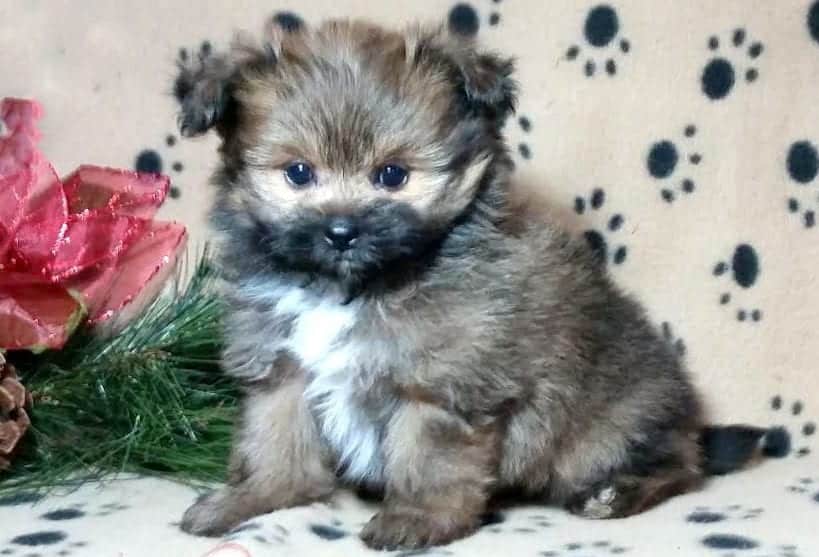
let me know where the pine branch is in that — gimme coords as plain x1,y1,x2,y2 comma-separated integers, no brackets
1,252,238,495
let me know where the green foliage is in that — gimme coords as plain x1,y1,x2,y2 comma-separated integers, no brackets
2,254,237,495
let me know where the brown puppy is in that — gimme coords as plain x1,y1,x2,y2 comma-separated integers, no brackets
175,18,768,549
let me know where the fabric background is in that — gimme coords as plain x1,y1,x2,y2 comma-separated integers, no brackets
1,1,818,556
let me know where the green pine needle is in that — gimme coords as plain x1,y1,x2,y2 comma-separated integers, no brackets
2,251,238,495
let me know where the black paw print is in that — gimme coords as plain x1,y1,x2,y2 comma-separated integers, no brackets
448,1,503,36
38,501,126,522
521,512,553,530
574,188,628,266
308,523,348,542
6,531,88,557
786,140,819,228
786,477,819,505
540,540,630,556
488,0,503,27
134,130,185,199
448,3,481,36
701,28,764,100
514,115,533,161
809,1,819,45
701,534,799,557
660,322,686,356
766,396,815,459
226,521,291,548
712,244,762,322
566,4,631,77
687,504,763,524
647,124,703,203
691,508,798,557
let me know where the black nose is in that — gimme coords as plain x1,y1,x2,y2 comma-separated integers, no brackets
324,217,359,251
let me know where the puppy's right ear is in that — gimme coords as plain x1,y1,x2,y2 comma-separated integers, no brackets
173,43,239,138
173,30,283,138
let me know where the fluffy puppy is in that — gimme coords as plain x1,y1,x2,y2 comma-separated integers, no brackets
175,18,767,549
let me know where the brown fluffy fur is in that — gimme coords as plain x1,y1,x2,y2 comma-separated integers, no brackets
174,18,766,549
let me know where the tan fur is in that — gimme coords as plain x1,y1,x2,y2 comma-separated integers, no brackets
181,370,334,536
361,401,500,548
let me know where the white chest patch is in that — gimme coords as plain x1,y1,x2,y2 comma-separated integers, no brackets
264,285,385,482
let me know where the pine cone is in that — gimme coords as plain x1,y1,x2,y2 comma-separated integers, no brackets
0,357,31,470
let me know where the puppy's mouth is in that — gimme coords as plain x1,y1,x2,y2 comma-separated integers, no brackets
253,200,433,287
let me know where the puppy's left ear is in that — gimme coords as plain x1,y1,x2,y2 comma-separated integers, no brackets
453,46,517,121
419,26,517,123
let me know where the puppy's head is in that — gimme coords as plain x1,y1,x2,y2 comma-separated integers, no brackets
175,19,516,286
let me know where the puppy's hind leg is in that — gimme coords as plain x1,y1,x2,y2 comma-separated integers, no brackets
565,431,704,519
565,466,703,519
181,376,335,536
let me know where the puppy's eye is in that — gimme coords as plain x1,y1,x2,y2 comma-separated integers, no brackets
375,164,409,190
284,162,314,187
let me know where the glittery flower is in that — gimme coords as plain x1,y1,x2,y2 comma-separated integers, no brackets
0,98,187,351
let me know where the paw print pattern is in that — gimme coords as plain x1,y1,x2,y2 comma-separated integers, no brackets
786,477,819,505
448,1,503,36
448,3,481,37
522,513,552,529
647,125,703,203
540,540,630,556
566,4,631,77
7,531,88,557
308,523,348,542
767,396,816,458
809,1,819,44
661,322,686,356
701,535,800,557
38,501,127,521
701,28,764,100
574,188,628,266
687,506,801,557
134,130,185,199
686,504,764,524
226,520,291,548
488,0,503,27
0,499,130,557
786,476,814,495
515,115,533,161
712,244,762,322
786,140,819,228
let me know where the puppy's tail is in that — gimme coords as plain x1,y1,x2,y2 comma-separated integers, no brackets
699,425,786,476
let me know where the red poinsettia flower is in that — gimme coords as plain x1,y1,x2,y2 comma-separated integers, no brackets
0,98,187,351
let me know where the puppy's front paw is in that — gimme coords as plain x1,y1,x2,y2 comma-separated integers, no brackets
181,489,257,537
359,509,476,550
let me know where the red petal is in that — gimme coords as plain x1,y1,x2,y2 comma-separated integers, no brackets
0,168,32,261
10,157,68,271
0,276,85,351
61,165,170,218
80,221,187,325
0,99,44,263
0,98,43,176
47,213,147,281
